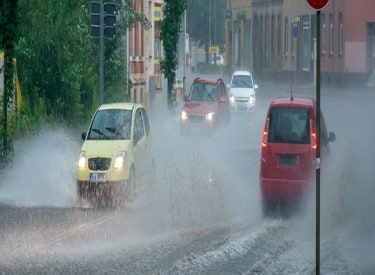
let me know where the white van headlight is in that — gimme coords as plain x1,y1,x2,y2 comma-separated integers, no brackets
114,151,126,169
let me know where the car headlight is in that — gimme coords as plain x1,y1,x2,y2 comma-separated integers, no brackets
181,110,188,120
206,112,215,121
229,95,235,103
114,151,126,169
78,151,86,169
250,96,255,104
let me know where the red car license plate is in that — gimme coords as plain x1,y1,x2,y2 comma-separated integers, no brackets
279,154,298,166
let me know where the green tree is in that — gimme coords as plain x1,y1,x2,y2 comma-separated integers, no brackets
16,0,98,126
160,0,187,113
0,0,18,166
15,0,150,129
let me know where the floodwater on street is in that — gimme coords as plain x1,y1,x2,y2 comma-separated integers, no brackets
0,78,374,273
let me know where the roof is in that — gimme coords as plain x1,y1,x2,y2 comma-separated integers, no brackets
232,70,252,76
270,97,315,108
97,102,141,111
193,77,222,84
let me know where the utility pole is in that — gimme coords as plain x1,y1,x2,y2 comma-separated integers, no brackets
99,0,105,104
305,1,330,274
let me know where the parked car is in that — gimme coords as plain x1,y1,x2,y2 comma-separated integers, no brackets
227,70,258,112
260,96,336,215
180,77,230,136
210,55,225,66
76,102,154,207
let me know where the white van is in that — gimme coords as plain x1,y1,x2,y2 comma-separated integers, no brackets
227,70,259,112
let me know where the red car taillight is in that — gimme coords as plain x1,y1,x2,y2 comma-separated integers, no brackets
261,118,269,161
311,132,317,150
310,119,317,150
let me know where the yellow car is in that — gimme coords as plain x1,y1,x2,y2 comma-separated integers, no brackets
76,103,154,207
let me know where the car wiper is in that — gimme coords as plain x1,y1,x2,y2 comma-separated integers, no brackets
91,128,110,139
106,127,125,139
105,127,118,134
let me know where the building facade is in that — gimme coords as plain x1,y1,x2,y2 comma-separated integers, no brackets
128,0,163,109
225,0,255,72
226,0,375,87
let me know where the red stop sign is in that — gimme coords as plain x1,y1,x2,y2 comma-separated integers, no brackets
306,0,329,9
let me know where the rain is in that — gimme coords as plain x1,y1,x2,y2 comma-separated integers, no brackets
1,0,375,274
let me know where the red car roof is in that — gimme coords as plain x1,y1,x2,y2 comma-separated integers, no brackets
270,97,315,108
193,77,220,84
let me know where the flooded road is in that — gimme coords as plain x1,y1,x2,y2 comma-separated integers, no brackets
0,77,374,274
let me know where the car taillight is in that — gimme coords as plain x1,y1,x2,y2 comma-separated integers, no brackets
311,132,317,149
262,130,268,148
310,119,317,150
262,118,269,148
261,118,269,162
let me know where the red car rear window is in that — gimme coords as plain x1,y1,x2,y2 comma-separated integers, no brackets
268,107,310,144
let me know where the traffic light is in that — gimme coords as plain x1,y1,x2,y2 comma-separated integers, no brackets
90,2,100,38
104,3,116,39
90,2,117,39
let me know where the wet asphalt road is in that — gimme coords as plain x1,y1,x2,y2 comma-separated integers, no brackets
1,74,374,274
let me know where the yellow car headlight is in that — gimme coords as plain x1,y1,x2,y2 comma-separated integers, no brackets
114,151,126,169
78,151,86,169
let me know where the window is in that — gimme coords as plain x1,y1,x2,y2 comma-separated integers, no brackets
284,17,289,56
338,13,343,55
88,109,132,140
234,21,241,66
302,15,310,71
321,13,326,55
271,15,275,55
265,14,270,63
329,13,334,55
268,107,310,144
278,14,282,54
244,20,251,66
291,23,295,57
232,75,254,89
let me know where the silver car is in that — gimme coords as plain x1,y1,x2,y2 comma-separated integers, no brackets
227,70,259,112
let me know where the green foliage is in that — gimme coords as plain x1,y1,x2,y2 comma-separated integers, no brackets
0,0,18,166
14,0,150,126
160,0,187,112
15,0,98,125
0,0,149,166
160,0,187,84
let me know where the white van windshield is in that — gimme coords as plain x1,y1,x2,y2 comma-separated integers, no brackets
232,75,253,88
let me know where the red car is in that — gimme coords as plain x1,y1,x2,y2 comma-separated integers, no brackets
260,96,335,215
180,77,230,136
